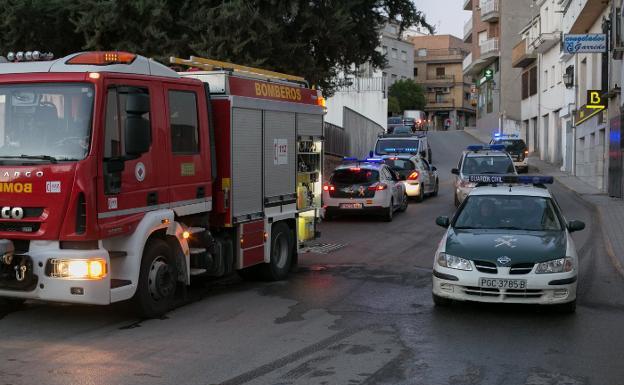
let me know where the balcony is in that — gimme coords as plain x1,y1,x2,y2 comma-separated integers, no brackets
479,0,499,22
530,31,561,54
563,0,607,34
414,48,467,63
464,19,473,43
424,74,456,86
480,38,499,58
512,39,536,68
464,0,473,11
426,97,455,109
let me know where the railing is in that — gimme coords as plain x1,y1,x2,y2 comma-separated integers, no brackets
415,48,468,59
480,38,499,56
426,74,456,82
464,18,473,39
480,0,499,18
324,122,348,157
427,98,455,107
463,52,473,72
334,77,386,93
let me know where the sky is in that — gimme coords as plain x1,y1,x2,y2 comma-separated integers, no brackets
415,0,469,38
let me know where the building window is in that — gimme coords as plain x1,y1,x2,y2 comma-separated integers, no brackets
414,67,418,77
543,70,548,91
529,66,537,96
401,50,407,62
465,92,471,101
522,70,529,99
551,65,555,87
436,67,445,78
391,48,398,59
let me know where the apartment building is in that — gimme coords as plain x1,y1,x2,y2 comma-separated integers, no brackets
409,34,476,130
463,0,533,137
381,23,416,88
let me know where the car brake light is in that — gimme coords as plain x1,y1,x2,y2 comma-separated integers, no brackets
408,171,419,180
323,184,335,192
368,183,388,191
66,51,137,65
350,167,361,171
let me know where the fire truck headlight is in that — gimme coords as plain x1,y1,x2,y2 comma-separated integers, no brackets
49,258,107,280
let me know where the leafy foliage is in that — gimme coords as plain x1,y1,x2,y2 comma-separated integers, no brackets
0,0,432,96
388,79,426,111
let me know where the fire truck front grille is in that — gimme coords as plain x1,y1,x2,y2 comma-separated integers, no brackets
0,222,41,233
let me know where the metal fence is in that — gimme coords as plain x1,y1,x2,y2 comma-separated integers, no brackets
324,122,348,157
334,77,386,93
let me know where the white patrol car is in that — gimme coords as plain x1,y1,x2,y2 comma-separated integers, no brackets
432,175,585,312
372,133,432,163
323,158,408,221
381,154,439,202
451,144,516,207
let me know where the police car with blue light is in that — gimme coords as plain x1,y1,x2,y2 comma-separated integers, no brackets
452,144,516,207
432,175,585,312
372,133,432,163
323,158,408,221
489,133,529,173
381,153,439,202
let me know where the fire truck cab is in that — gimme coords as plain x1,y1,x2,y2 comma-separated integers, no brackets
0,52,324,317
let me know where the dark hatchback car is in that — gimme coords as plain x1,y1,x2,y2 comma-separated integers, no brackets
489,136,529,173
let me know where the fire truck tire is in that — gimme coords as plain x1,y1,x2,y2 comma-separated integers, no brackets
133,239,177,318
260,222,293,281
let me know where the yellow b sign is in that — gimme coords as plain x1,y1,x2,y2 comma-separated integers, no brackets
587,90,607,109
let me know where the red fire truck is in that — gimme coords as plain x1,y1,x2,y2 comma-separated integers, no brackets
0,51,324,317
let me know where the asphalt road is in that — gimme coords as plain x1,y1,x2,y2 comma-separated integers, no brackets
1,131,624,385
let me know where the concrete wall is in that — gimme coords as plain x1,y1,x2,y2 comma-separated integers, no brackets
325,90,387,130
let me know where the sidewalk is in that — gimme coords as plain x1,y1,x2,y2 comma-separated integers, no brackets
528,157,624,278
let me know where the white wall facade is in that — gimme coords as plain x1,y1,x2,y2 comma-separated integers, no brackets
325,90,388,130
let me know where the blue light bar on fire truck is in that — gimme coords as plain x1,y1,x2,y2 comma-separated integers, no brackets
466,144,506,152
467,174,554,185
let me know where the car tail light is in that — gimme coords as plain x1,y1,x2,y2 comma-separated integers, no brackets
323,184,335,192
408,171,419,180
66,51,137,65
368,183,388,191
524,150,529,155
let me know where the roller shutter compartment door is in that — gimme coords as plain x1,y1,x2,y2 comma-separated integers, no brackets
232,108,263,218
264,111,296,201
297,113,323,137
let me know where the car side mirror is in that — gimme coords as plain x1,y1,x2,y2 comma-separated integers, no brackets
104,158,125,174
451,168,459,175
125,115,151,156
567,220,585,233
436,216,450,227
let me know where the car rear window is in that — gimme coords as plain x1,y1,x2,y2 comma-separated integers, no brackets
331,168,379,184
388,117,402,124
492,139,526,152
375,139,420,155
461,155,515,175
384,158,415,170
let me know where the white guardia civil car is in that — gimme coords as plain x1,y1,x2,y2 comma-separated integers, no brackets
432,175,585,312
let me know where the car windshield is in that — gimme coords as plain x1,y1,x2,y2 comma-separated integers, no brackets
375,139,419,155
384,158,415,170
331,168,379,184
0,83,94,163
454,195,563,231
492,139,526,152
388,117,402,124
461,155,515,175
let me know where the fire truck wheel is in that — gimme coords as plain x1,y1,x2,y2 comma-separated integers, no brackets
133,239,177,318
261,222,293,281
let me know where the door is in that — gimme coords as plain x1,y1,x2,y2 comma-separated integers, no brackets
414,158,431,192
382,167,401,206
163,84,212,214
421,158,435,192
97,80,168,233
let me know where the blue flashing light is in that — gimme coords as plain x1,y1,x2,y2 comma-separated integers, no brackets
467,145,484,151
517,176,553,185
494,133,501,137
365,158,384,163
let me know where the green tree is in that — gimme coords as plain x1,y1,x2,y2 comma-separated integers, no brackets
388,96,401,116
388,79,426,112
0,0,432,96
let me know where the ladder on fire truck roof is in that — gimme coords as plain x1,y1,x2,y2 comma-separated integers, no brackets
170,56,308,86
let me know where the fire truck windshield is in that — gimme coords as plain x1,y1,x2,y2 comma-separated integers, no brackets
0,83,94,163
